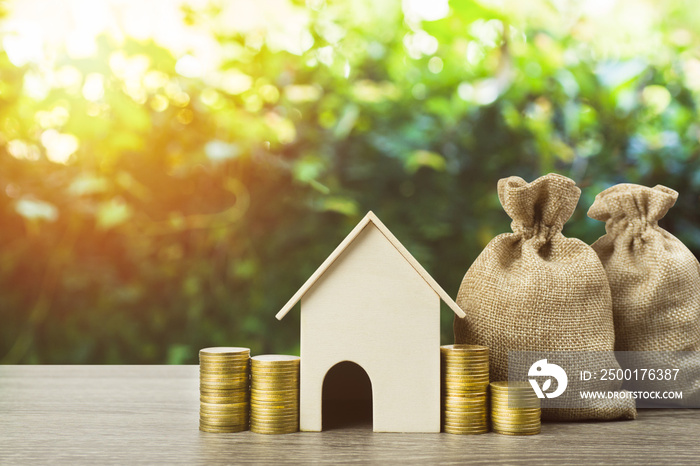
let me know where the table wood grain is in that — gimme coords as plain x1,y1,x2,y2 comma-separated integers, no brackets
1,365,698,465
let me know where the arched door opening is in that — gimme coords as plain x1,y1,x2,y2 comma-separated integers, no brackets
322,361,372,430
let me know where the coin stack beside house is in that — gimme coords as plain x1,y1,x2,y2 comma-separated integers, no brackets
441,344,490,434
490,381,541,435
199,347,250,433
250,355,300,434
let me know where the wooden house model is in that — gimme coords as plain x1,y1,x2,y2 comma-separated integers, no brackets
276,211,465,432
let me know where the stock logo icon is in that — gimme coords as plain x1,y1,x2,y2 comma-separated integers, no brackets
528,359,568,399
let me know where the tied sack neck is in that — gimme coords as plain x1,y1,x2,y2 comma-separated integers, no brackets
588,184,678,238
498,173,580,242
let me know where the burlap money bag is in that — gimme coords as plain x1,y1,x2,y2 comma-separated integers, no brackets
454,173,637,421
588,184,700,404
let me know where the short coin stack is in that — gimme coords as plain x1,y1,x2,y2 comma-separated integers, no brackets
490,381,541,435
199,347,250,433
250,355,300,434
441,344,490,435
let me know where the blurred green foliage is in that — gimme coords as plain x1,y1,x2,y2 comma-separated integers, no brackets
1,0,699,363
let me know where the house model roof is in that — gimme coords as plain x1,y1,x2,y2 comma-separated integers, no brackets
276,211,466,320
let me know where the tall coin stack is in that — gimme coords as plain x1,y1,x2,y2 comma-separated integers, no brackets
250,355,300,435
490,381,541,435
199,347,250,433
441,344,490,435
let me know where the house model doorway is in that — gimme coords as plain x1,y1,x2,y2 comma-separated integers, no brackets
322,361,373,430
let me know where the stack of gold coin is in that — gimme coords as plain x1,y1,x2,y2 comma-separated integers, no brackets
199,347,250,433
250,355,300,435
490,381,541,435
441,344,490,434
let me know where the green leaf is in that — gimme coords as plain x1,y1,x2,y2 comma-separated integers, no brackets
404,150,447,174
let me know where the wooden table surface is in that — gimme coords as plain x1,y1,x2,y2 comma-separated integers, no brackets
1,365,698,465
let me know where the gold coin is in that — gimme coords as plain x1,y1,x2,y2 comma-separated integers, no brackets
443,403,488,410
251,374,298,380
200,347,250,356
443,428,489,435
250,379,299,387
441,344,488,352
251,388,298,396
443,383,489,391
199,424,247,433
250,420,298,427
490,409,540,415
250,416,298,424
491,424,541,431
250,367,300,373
490,417,540,426
200,384,248,392
200,375,249,383
200,414,249,422
250,420,298,426
251,426,299,432
442,369,490,375
199,419,248,427
443,410,487,417
490,381,532,389
443,374,489,380
250,404,298,411
442,367,489,373
251,354,300,361
200,409,249,417
251,368,299,373
441,355,489,361
442,396,487,404
201,400,248,408
250,419,298,426
200,375,249,382
250,427,298,435
492,411,539,418
251,382,298,389
250,397,298,404
250,397,299,405
443,420,488,428
491,401,539,408
491,422,541,430
200,397,249,405
442,392,487,398
490,418,540,427
443,412,488,419
492,424,540,431
250,407,298,414
250,370,299,377
443,412,488,420
200,387,248,395
442,363,489,370
493,429,540,436
443,419,488,427
200,367,249,375
250,397,297,402
199,358,250,366
442,402,487,408
490,394,538,401
200,407,248,416
491,404,540,411
200,372,248,379
443,396,488,402
442,425,488,431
